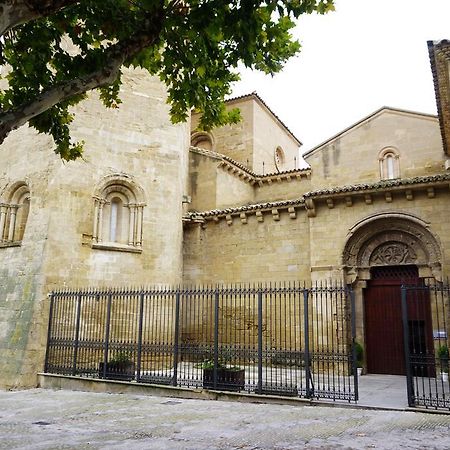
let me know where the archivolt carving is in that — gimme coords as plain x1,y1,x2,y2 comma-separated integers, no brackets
370,242,417,265
343,213,442,282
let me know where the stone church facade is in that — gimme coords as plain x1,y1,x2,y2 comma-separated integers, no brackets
1,40,450,389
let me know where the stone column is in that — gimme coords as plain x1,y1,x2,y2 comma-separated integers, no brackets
136,205,143,247
128,204,136,246
92,199,99,243
0,204,7,242
7,205,18,242
97,201,104,242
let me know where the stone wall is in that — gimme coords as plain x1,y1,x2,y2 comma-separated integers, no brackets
183,208,311,284
0,70,189,388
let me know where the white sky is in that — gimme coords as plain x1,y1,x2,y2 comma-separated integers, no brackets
231,0,450,154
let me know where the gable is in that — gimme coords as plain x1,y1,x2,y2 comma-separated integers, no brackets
304,108,442,189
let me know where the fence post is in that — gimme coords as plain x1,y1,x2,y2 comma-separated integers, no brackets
401,285,415,407
350,288,359,402
303,288,312,398
172,288,181,387
72,293,82,376
44,292,55,373
103,290,113,379
136,291,145,383
257,286,263,394
213,286,220,389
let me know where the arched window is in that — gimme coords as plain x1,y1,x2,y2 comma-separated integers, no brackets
191,131,214,151
378,147,400,180
274,146,285,172
0,181,31,245
92,175,145,251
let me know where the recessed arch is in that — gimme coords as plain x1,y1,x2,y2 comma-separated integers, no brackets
378,146,400,180
343,212,442,283
0,181,31,244
274,146,285,172
191,131,215,151
92,174,146,248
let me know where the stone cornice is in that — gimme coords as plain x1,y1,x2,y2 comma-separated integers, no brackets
184,198,304,225
184,173,450,224
303,173,450,199
190,146,310,186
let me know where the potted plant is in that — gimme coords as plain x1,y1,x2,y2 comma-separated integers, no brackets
437,344,449,382
99,351,135,381
201,358,245,392
354,341,364,376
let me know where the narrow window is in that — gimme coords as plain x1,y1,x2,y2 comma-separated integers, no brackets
109,197,122,242
92,177,145,251
385,155,395,179
378,148,400,180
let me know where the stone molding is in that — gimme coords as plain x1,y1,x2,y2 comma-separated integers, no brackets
184,198,304,226
184,173,450,225
190,146,310,186
342,212,442,283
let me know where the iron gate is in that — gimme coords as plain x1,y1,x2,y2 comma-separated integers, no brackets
44,282,358,402
402,281,450,410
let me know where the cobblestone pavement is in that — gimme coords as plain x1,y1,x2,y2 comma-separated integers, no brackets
0,389,449,449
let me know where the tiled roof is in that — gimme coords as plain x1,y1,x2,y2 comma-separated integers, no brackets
185,173,450,221
190,146,310,184
185,198,304,219
303,173,450,198
428,40,450,156
225,92,302,146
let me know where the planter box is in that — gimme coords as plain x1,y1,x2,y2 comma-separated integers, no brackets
98,362,135,381
203,368,245,392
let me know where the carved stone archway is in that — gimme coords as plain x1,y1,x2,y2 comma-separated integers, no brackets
343,212,442,283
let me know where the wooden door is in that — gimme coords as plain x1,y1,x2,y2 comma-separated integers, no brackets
364,266,420,375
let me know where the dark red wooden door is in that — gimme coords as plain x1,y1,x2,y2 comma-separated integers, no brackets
364,266,423,375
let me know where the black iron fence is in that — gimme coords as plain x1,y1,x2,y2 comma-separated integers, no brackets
402,281,450,410
44,283,358,402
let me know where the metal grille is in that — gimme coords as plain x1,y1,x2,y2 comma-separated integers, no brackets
402,281,450,410
371,265,418,280
44,283,358,403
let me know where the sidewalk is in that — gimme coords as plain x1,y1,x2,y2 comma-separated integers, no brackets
1,388,449,449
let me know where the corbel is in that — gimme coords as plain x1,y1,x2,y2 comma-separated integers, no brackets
225,214,233,226
405,190,413,201
288,207,297,219
305,198,316,218
240,213,248,224
345,196,353,207
326,198,334,209
256,211,264,222
427,187,435,198
272,209,280,221
364,194,372,205
385,192,392,203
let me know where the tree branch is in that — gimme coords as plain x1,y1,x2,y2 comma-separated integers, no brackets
0,15,163,144
0,0,79,36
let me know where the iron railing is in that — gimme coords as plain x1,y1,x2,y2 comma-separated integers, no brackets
402,281,450,410
44,283,358,402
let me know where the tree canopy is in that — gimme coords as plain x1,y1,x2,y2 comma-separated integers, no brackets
0,0,334,160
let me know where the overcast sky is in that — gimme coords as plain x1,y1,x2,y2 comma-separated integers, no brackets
231,0,450,155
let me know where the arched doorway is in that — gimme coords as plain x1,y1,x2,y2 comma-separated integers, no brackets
364,265,434,375
342,213,442,376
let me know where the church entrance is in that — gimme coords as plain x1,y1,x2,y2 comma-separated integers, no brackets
364,265,433,376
